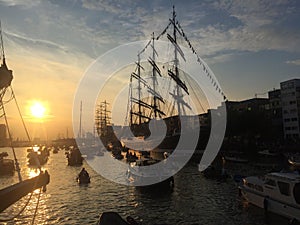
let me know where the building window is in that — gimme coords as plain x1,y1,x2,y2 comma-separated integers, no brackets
291,118,298,122
284,118,290,122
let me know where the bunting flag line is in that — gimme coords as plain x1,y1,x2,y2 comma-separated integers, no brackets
137,16,228,102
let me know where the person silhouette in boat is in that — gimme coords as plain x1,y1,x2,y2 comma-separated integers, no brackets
78,167,89,179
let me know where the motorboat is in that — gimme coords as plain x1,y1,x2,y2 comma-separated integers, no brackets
239,171,300,221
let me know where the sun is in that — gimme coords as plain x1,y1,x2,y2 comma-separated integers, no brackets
30,102,46,119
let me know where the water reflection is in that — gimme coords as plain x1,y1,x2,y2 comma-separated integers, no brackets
27,168,39,179
0,147,296,224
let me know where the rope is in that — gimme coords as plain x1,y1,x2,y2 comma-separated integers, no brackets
0,23,44,223
31,188,42,225
0,85,43,222
0,187,43,223
10,86,33,144
0,95,22,182
0,191,34,222
10,86,42,170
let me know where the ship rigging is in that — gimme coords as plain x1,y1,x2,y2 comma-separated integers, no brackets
126,6,226,146
0,21,50,222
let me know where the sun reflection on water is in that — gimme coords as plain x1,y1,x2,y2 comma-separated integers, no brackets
28,169,40,179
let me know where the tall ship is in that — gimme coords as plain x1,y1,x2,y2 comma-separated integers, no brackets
95,100,122,150
120,6,223,158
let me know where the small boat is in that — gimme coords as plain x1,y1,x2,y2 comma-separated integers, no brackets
52,147,59,154
127,158,174,189
97,212,140,225
239,171,300,222
77,168,90,185
0,152,15,176
27,146,49,166
125,151,138,163
112,148,124,160
77,175,90,185
66,147,83,166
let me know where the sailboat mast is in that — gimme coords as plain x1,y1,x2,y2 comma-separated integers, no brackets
0,20,5,60
138,54,142,124
172,6,181,116
151,32,158,119
129,76,133,126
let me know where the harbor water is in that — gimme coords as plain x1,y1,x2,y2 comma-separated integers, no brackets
0,147,291,225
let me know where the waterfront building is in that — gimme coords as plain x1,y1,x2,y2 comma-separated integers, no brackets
280,78,300,139
225,98,269,113
268,89,283,138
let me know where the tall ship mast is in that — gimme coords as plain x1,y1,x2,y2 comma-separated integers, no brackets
125,6,226,152
128,6,193,140
95,101,122,149
95,100,111,138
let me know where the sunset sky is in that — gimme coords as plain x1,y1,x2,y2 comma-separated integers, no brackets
0,0,300,140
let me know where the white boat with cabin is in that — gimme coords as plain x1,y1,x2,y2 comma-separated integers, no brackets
127,157,174,188
239,172,300,221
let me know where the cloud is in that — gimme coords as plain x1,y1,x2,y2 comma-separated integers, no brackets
0,0,40,8
212,0,293,27
3,30,67,52
182,0,300,62
286,59,300,66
